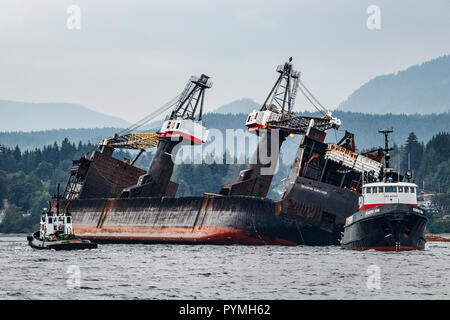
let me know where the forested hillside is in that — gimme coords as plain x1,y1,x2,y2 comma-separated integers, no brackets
0,139,135,232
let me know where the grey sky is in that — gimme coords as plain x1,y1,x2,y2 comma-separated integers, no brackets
0,0,449,122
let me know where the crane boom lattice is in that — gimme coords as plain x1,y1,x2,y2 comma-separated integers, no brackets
267,115,340,135
100,133,159,150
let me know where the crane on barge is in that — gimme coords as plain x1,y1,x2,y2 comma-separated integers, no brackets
220,57,341,197
63,74,212,200
121,74,212,198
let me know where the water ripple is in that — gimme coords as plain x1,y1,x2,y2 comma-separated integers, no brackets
0,234,449,299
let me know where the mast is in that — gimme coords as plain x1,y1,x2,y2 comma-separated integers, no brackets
378,129,393,181
378,129,393,169
56,183,60,216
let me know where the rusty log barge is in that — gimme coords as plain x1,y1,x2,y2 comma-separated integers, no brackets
49,59,384,246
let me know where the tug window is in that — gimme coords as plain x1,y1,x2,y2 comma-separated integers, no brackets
372,187,377,193
366,187,371,194
66,217,71,223
385,186,397,193
48,217,53,223
410,187,415,193
398,186,403,192
379,187,384,193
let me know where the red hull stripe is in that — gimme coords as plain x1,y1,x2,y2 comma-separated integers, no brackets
351,246,424,251
158,132,203,144
247,124,267,131
359,203,418,211
74,225,299,246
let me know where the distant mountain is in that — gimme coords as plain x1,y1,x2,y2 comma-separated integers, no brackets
0,100,130,131
212,98,260,114
339,55,450,114
0,128,123,150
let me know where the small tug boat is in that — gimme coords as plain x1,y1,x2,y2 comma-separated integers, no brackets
341,130,428,251
27,185,97,250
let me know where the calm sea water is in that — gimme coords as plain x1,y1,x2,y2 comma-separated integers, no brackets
0,234,448,300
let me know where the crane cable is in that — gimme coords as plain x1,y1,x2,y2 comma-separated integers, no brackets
298,79,328,114
295,79,328,116
118,94,181,135
117,76,329,137
296,84,325,116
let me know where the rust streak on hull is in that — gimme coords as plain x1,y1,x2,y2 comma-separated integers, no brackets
74,225,299,245
425,235,450,242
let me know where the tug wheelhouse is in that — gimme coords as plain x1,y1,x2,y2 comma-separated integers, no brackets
40,209,73,239
359,182,418,210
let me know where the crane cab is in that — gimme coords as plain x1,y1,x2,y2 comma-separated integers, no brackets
359,182,418,211
159,119,208,144
245,109,282,132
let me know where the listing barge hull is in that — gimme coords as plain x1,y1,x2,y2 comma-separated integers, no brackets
58,193,352,246
341,204,427,251
57,135,364,246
